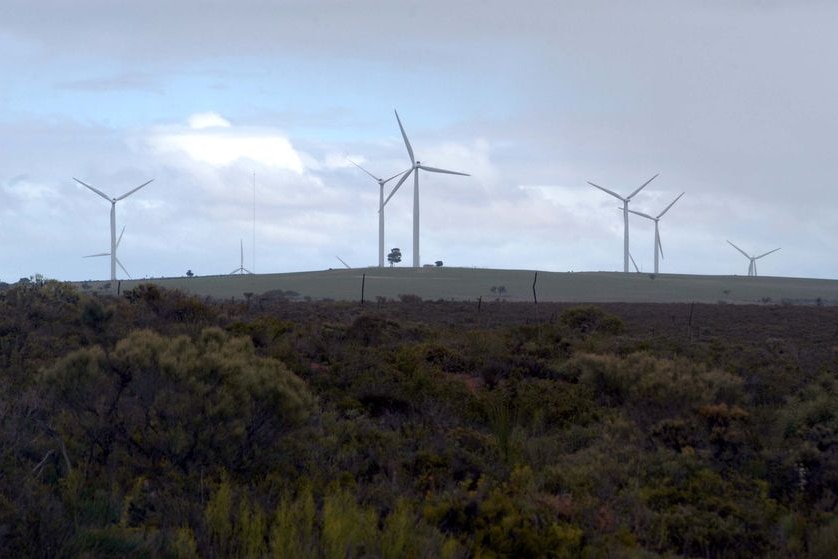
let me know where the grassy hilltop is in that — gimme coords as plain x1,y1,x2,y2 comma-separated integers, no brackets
2,279,838,556
77,266,838,305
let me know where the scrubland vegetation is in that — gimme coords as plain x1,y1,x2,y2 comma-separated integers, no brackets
2,279,838,557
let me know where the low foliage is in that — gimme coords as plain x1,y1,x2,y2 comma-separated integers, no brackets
1,282,838,556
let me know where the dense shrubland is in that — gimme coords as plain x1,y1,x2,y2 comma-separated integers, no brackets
1,282,838,557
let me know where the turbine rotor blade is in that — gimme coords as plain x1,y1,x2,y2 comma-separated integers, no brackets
657,192,684,219
347,158,379,181
116,225,126,248
382,168,411,185
417,165,470,176
656,229,664,259
116,178,154,201
755,247,781,259
587,181,625,201
726,240,751,259
627,208,655,221
84,253,110,258
629,252,640,273
382,169,413,208
335,256,351,269
74,177,112,201
116,258,131,279
627,173,659,200
394,110,415,163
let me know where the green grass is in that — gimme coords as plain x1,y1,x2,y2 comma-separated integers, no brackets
75,267,838,305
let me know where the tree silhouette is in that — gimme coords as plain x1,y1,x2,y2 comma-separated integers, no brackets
387,248,402,267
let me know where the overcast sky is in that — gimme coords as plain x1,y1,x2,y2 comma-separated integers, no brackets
2,0,836,282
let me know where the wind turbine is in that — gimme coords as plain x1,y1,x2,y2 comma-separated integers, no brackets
628,192,684,274
383,110,470,268
230,240,253,275
347,158,405,267
335,256,351,269
588,174,658,272
74,177,153,281
726,241,780,277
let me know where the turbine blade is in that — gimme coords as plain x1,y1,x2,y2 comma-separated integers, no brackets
116,178,154,201
84,253,110,258
657,229,664,259
627,208,655,221
629,252,640,273
335,256,351,269
657,192,684,218
242,268,253,274
347,158,379,181
116,258,131,279
755,247,781,259
230,268,241,275
417,165,470,176
116,225,126,248
382,168,411,185
726,240,751,259
382,169,413,208
74,177,111,201
627,173,658,200
588,181,625,201
394,110,415,163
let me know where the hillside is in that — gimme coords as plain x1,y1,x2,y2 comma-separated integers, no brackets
75,267,838,305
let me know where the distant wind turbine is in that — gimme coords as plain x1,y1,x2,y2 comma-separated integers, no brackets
588,174,657,273
628,192,684,274
347,158,406,267
230,240,253,275
727,241,780,277
74,177,153,281
383,110,470,268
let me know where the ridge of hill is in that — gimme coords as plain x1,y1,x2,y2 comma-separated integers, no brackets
75,267,838,305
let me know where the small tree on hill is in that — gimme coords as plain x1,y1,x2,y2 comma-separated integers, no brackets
387,248,402,267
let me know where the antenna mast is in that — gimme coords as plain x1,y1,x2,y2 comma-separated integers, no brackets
252,171,256,274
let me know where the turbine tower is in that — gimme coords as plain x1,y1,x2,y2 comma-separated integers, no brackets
230,240,253,275
727,241,780,277
347,158,405,267
628,192,684,274
588,174,657,273
383,110,470,268
75,177,153,281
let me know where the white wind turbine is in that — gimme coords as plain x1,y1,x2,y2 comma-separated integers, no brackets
727,241,780,277
347,158,406,267
383,110,470,268
230,240,253,275
627,192,684,274
74,177,153,281
588,174,658,272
